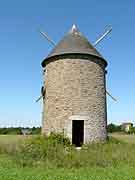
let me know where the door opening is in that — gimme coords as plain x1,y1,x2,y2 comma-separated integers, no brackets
72,120,84,147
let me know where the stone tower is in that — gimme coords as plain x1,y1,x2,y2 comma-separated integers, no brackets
41,25,108,146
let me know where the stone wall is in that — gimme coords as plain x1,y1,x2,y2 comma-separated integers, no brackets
42,54,107,142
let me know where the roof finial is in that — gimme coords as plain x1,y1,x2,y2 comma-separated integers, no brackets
72,24,77,31
70,24,80,34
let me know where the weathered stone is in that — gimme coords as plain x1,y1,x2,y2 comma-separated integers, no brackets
42,54,107,143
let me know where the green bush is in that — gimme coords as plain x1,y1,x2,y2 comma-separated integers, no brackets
48,132,71,146
13,133,71,167
127,126,135,134
31,127,41,134
107,123,121,133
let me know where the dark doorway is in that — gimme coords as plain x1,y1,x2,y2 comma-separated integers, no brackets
72,120,84,147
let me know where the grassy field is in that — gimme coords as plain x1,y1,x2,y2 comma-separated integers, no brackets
1,154,135,180
0,134,135,179
110,132,135,144
0,135,25,144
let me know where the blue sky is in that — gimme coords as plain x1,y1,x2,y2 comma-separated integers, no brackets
0,0,135,127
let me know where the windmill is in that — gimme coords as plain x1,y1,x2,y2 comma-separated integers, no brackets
36,24,117,102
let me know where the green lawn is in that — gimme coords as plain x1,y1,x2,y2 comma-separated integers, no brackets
0,134,135,180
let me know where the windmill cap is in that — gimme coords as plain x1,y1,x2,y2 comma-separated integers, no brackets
42,24,107,67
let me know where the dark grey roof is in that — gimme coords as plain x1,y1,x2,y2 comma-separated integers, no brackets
42,25,106,66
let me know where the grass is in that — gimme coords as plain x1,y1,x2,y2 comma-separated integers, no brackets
0,135,25,144
0,155,135,180
110,132,135,144
0,135,28,154
0,133,135,179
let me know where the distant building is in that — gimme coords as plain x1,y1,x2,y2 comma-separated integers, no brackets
121,123,133,132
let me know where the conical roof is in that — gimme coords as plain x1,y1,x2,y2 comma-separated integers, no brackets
42,25,107,66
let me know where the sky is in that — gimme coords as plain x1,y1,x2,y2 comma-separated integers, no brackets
0,0,135,127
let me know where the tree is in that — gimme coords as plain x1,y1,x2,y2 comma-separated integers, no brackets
107,123,121,133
